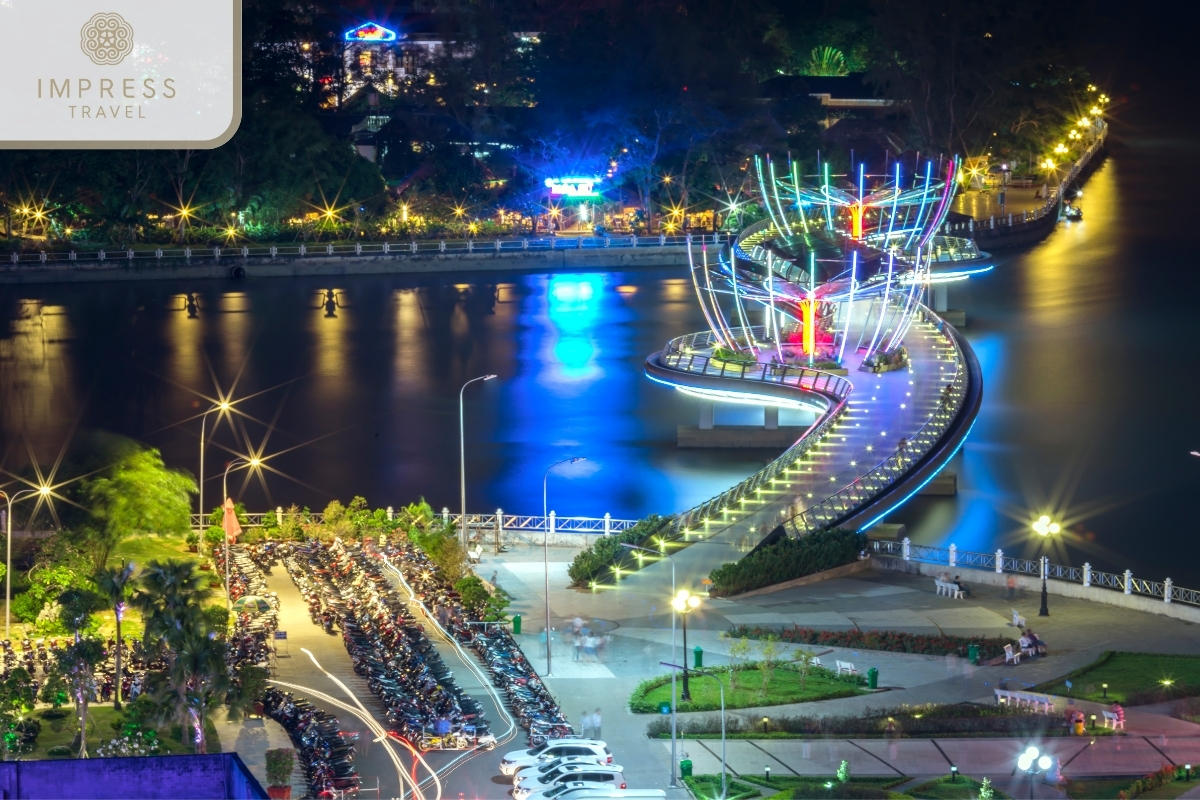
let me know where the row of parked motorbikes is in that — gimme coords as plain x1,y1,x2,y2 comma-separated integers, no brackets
213,544,278,671
284,540,498,752
380,541,576,746
263,686,361,797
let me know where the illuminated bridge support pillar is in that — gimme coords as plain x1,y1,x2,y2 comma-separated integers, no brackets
933,284,949,313
764,406,779,430
699,403,714,430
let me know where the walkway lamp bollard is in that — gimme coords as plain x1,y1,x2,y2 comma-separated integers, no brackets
459,375,497,550
222,457,259,610
198,401,230,537
542,456,584,677
0,487,48,640
1017,745,1053,800
1032,515,1060,617
672,589,701,701
627,543,678,789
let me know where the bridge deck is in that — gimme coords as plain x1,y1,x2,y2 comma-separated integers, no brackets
622,316,958,588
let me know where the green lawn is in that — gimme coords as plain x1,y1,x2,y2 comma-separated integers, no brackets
908,776,1009,799
1036,651,1200,704
1065,778,1196,800
633,668,868,713
27,706,222,760
109,535,200,567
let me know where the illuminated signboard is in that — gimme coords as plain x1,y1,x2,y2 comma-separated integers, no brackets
344,22,398,42
545,177,601,197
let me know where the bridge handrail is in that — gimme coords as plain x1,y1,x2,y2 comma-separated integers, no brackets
651,329,853,539
191,510,638,532
783,306,966,536
3,233,725,270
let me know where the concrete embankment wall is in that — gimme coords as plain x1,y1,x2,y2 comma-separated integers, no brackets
0,246,690,285
873,555,1200,625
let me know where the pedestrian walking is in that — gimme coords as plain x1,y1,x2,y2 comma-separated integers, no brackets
573,633,582,662
580,709,593,739
1006,574,1017,600
584,634,598,661
591,708,602,739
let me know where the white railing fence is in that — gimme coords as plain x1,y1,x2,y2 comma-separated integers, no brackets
870,536,1197,608
191,507,637,536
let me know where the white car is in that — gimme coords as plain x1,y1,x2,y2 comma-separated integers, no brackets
525,781,630,800
514,765,625,800
513,755,611,785
499,740,611,776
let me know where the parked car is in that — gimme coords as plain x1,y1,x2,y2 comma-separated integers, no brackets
513,755,612,785
514,765,625,799
500,740,611,776
541,787,666,800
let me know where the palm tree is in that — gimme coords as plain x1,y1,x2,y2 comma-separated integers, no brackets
132,559,212,673
167,631,230,754
95,561,136,710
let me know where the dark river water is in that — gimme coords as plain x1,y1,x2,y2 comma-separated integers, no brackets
3,90,1200,587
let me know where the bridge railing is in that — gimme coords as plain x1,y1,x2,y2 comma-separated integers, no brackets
652,328,853,539
783,307,966,536
191,509,638,533
870,529,1200,609
3,233,724,270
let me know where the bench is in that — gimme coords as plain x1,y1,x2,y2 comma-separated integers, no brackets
836,660,858,676
994,689,1054,713
467,545,483,564
934,579,964,599
1102,710,1125,730
1012,609,1026,628
1004,644,1020,665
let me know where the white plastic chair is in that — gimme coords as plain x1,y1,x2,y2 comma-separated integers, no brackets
1004,644,1020,665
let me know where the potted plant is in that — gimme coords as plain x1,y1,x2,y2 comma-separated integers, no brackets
265,748,294,799
185,531,199,553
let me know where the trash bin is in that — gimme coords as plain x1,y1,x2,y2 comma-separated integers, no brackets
867,667,879,690
512,614,521,635
680,759,693,779
967,644,979,665
693,646,703,669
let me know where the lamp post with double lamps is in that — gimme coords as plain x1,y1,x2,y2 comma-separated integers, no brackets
198,401,230,537
459,375,496,550
542,456,584,677
222,457,259,611
1032,515,1060,616
1017,745,1053,799
0,487,49,639
623,542,679,788
672,589,702,701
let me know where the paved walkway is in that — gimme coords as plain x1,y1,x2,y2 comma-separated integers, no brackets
953,187,1049,220
216,715,298,795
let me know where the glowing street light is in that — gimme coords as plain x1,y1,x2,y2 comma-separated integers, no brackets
1032,515,1061,617
1017,745,1053,798
0,486,50,639
198,401,232,539
459,375,497,551
671,589,702,700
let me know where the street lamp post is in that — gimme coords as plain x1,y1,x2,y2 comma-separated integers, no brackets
542,456,584,677
624,543,679,788
459,375,497,551
198,402,230,538
1032,515,1060,617
1017,745,1053,799
672,589,701,701
222,457,259,611
693,669,727,800
0,487,48,640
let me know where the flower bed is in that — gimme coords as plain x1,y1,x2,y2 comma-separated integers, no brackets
629,661,866,713
730,625,1017,662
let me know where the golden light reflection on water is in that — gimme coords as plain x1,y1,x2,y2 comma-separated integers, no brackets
0,301,77,452
217,292,251,372
393,289,430,393
308,289,351,405
167,296,202,390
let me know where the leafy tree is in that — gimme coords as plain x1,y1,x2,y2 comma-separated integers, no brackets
0,667,35,759
165,631,231,753
95,560,137,709
758,635,781,696
454,576,490,613
80,444,196,572
720,632,754,690
56,587,105,643
55,638,105,758
38,663,69,710
791,647,818,691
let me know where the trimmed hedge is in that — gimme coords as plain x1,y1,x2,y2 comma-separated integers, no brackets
731,625,1017,662
567,514,667,586
629,661,866,713
708,529,865,596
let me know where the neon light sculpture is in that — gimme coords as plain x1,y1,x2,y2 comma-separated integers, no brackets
344,22,398,42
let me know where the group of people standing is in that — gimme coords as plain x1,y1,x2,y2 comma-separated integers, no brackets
578,708,603,739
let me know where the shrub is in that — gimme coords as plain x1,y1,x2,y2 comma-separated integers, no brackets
629,662,865,713
265,748,296,787
712,346,758,364
567,515,668,587
454,576,490,613
731,625,1017,662
708,529,865,596
46,744,73,757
